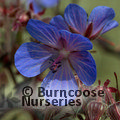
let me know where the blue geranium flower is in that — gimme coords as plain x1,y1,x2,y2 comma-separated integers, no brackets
27,0,59,14
15,19,96,105
50,4,119,40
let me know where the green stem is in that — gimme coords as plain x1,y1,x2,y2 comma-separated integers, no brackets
7,66,17,86
16,30,23,45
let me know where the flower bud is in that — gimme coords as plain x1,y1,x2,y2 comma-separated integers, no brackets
87,101,106,120
107,101,120,120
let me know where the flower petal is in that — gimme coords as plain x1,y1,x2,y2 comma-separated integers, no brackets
40,0,59,8
15,42,54,77
69,51,96,86
59,30,93,51
88,6,115,35
50,15,69,31
41,59,78,106
26,19,60,49
101,20,119,34
64,4,87,35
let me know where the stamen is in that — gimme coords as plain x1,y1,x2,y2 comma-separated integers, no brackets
49,55,62,73
90,50,96,53
49,49,70,73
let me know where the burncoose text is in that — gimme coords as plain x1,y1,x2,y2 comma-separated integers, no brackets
22,86,104,106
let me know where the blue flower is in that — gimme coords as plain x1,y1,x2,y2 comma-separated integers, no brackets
27,0,59,14
15,19,96,105
50,4,119,40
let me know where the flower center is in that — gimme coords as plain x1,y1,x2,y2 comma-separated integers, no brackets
49,49,70,73
59,49,70,59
